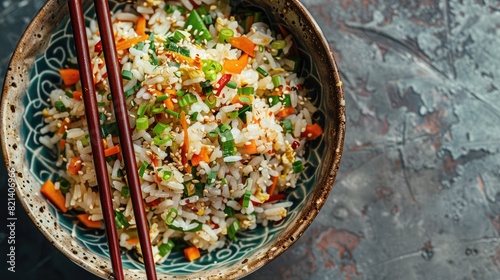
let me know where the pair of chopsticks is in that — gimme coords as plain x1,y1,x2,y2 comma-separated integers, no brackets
67,1,157,279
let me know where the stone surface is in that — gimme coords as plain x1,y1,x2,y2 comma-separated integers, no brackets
2,0,500,279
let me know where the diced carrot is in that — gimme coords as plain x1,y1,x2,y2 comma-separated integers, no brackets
59,69,80,86
224,53,249,74
40,180,68,213
104,145,120,157
244,139,258,154
57,119,71,134
191,146,210,166
180,111,191,173
135,16,147,35
59,138,66,151
67,156,83,175
230,36,256,57
275,106,296,119
301,123,323,140
77,213,102,229
184,246,201,262
126,237,140,245
231,94,254,105
115,34,149,50
72,90,82,101
268,176,279,195
163,97,175,110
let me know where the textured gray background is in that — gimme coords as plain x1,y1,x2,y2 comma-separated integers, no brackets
2,0,500,279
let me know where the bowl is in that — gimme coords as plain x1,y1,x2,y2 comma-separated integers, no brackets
0,0,345,278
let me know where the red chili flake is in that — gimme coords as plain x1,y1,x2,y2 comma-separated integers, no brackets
94,41,102,53
291,141,300,149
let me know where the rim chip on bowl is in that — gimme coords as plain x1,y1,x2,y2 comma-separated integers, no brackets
0,0,346,279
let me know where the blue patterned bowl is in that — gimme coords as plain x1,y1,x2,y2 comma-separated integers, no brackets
1,0,345,278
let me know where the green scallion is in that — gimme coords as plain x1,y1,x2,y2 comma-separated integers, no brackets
238,87,254,95
122,70,133,80
154,136,170,146
165,109,180,118
156,94,169,102
205,93,216,109
121,186,130,198
242,190,251,208
271,39,287,50
272,75,282,88
153,122,169,135
184,9,213,42
165,208,178,225
226,81,237,89
137,104,147,117
55,101,68,112
282,119,293,134
256,67,269,77
114,210,130,229
292,160,304,173
283,94,292,107
162,170,173,181
136,116,149,131
218,28,234,43
227,219,240,241
158,240,175,257
139,161,148,178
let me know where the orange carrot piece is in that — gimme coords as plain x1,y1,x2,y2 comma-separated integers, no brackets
244,139,258,154
104,145,121,157
59,138,66,151
275,106,296,119
72,90,83,101
231,94,254,105
40,180,68,213
268,176,279,195
59,69,80,86
136,16,147,35
57,119,71,134
191,146,210,166
115,34,149,50
77,213,102,229
301,123,323,140
126,237,140,245
230,36,256,57
224,53,249,74
67,157,83,175
184,246,201,262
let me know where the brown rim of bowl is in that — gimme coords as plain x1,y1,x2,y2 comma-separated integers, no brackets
0,0,346,279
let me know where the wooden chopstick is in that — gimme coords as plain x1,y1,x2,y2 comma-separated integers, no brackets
93,1,158,279
68,0,157,279
67,1,125,280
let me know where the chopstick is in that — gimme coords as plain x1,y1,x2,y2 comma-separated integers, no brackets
68,1,158,279
67,1,124,280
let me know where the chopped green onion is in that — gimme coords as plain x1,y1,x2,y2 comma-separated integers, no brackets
151,107,164,115
164,4,175,14
114,210,130,229
227,219,240,241
139,161,148,177
219,129,235,157
81,134,90,146
97,102,106,106
226,111,238,119
107,93,112,101
165,208,178,225
169,30,185,43
153,122,169,135
165,109,180,118
55,101,68,112
57,176,71,195
191,112,199,121
184,9,212,42
200,80,214,94
224,205,234,217
178,92,197,107
238,105,252,124
292,160,304,173
271,39,287,50
283,94,292,107
121,185,130,198
137,104,147,117
226,81,237,89
202,60,222,82
101,122,118,137
165,41,179,52
238,86,254,95
176,89,186,97
179,47,190,57
242,190,251,208
124,87,136,98
259,45,264,53
162,170,173,181
204,14,213,25
122,70,133,80
150,51,159,66
196,5,208,16
204,93,216,109
272,76,283,88
156,94,169,102
218,28,234,43
256,67,268,77
158,239,175,257
207,171,217,187
65,92,73,98
154,136,170,146
282,119,293,133
168,222,202,232
136,116,149,130
268,95,280,106
177,5,188,14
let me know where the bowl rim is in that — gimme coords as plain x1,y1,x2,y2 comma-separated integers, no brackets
0,0,346,279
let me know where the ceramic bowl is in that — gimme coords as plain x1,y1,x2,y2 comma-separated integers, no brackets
0,0,345,278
